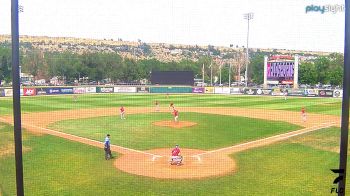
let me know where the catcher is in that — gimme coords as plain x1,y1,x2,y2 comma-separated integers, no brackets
170,144,183,166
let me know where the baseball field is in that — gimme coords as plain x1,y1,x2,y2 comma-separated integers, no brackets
0,93,347,195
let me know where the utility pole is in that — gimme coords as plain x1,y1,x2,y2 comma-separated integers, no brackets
219,64,222,86
202,63,205,87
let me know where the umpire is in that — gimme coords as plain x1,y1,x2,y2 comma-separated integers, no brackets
104,134,112,160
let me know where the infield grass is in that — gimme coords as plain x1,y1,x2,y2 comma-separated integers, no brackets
49,112,301,150
0,94,342,116
0,123,346,196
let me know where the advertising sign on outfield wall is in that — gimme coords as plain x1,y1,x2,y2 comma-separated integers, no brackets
73,87,86,94
271,88,285,96
262,89,272,95
204,87,214,94
287,89,304,96
333,90,343,98
149,87,192,93
318,90,334,97
114,87,137,93
192,87,205,93
36,88,47,95
59,88,74,94
256,89,263,95
85,87,97,93
5,89,13,97
0,89,5,97
23,88,36,96
97,87,114,93
214,87,230,94
304,89,318,97
243,88,256,95
137,87,149,93
45,88,61,94
230,88,242,94
45,88,59,94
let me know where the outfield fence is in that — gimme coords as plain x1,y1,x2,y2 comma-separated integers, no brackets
0,86,343,98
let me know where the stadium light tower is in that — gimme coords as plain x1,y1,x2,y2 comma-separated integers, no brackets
243,12,253,87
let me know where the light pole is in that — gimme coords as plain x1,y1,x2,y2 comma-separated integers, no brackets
210,61,213,86
243,12,254,87
229,63,231,88
219,64,222,86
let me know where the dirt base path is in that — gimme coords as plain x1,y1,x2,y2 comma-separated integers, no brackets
0,107,340,179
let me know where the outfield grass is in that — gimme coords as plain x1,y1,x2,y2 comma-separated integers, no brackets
0,94,342,116
0,123,346,196
49,112,301,150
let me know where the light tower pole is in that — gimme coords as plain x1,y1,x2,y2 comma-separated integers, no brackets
243,12,254,87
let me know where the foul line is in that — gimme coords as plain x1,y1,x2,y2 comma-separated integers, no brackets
26,124,163,158
0,116,336,160
0,116,163,158
192,122,336,157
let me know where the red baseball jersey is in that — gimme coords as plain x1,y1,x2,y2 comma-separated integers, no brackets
301,108,305,113
172,148,180,156
173,110,178,117
120,107,125,112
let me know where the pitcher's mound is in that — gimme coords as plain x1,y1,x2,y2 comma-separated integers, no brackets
152,120,197,128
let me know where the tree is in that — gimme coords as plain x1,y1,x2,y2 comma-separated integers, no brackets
314,57,331,84
249,54,264,84
0,56,11,85
22,50,44,81
299,62,318,85
0,46,12,84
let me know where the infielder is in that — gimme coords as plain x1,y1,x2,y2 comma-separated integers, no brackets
301,107,307,122
284,90,288,101
155,100,160,112
120,106,126,119
73,94,78,102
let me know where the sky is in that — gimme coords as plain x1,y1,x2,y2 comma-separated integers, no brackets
0,0,345,52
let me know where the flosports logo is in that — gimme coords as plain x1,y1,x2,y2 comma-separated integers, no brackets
305,4,345,14
330,169,344,194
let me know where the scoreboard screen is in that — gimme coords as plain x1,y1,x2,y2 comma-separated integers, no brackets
151,71,194,86
267,61,294,84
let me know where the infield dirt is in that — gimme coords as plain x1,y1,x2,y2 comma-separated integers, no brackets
0,107,340,179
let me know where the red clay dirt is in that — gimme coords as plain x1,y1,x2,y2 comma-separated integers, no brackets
0,107,340,179
152,120,197,128
115,148,236,179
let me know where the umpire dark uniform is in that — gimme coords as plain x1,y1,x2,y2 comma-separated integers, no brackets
104,134,112,160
